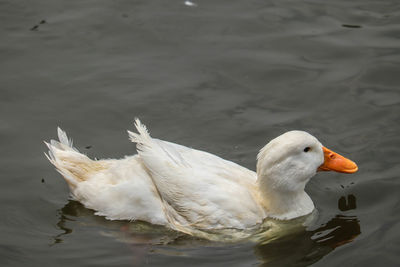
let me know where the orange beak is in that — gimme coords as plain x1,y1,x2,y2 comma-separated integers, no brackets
318,146,358,173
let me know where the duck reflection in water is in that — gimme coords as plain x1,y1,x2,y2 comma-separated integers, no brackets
53,194,360,266
255,194,360,266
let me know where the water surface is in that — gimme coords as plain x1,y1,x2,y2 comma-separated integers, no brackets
1,0,400,266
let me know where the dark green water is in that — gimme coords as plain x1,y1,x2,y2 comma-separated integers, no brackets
1,0,399,266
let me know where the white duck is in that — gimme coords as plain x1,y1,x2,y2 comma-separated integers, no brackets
45,119,358,235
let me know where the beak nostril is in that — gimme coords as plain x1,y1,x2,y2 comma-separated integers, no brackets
321,146,358,173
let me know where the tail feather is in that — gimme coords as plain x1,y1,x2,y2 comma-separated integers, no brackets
45,128,106,188
127,118,153,152
46,127,77,162
57,127,75,149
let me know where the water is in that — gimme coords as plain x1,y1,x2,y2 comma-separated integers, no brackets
1,0,400,266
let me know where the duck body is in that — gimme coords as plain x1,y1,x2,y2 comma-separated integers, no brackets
46,119,357,234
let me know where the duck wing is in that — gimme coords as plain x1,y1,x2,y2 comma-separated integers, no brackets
128,119,265,231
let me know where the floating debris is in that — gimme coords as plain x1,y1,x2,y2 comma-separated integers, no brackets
184,1,197,7
85,145,92,149
30,20,46,31
342,24,362,28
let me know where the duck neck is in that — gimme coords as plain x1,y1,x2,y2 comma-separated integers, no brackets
256,176,314,220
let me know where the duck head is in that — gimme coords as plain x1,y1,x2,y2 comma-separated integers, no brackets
256,131,358,219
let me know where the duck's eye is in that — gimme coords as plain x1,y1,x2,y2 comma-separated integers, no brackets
304,147,311,152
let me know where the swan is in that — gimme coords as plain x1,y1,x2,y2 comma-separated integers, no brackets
45,119,358,235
